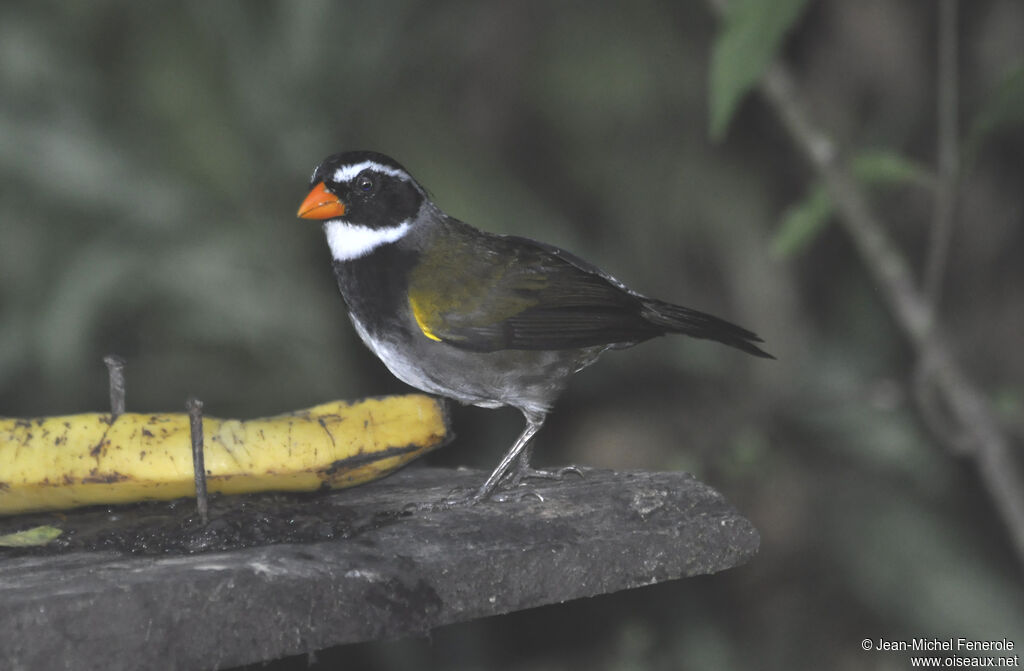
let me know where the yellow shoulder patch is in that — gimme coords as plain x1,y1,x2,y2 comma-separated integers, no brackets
409,295,443,342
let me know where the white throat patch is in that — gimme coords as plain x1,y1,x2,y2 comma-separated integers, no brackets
324,220,411,261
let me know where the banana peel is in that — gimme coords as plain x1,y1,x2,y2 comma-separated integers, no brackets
0,395,449,516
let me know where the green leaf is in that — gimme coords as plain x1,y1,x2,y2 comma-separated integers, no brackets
965,65,1024,162
773,149,929,258
851,149,932,187
772,184,832,258
0,525,63,547
709,0,812,141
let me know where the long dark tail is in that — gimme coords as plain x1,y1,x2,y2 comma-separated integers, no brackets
641,299,774,359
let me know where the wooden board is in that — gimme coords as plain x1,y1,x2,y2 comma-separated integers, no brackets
0,467,759,670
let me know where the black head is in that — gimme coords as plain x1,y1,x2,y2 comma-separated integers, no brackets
298,151,426,228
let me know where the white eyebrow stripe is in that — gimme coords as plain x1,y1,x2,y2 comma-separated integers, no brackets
323,219,412,261
332,161,411,184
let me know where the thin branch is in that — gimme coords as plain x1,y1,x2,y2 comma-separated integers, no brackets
912,363,972,456
757,60,1024,570
916,0,967,460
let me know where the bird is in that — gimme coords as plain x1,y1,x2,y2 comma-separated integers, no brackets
297,150,773,503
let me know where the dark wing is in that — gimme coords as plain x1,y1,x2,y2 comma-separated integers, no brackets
408,220,774,358
407,225,661,352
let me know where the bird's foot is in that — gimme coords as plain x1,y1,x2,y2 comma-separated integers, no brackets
410,480,548,509
454,482,545,504
407,466,585,510
503,464,586,488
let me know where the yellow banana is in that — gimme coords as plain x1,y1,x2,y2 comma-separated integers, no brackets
0,395,449,516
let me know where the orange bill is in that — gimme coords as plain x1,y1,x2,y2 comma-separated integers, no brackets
297,182,347,219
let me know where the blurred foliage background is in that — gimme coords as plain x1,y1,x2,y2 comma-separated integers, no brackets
2,1,1024,668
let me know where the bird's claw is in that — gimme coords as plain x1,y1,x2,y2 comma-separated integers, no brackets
503,464,587,488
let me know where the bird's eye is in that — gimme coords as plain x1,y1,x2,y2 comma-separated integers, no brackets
356,174,375,193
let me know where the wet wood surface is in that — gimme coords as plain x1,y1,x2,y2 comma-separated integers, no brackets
0,467,759,670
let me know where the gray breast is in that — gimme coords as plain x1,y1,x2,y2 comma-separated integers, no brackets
348,313,606,415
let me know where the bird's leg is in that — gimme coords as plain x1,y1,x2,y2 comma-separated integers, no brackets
504,439,584,487
494,410,585,488
465,410,546,503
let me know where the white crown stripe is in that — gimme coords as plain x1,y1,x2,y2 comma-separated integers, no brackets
324,220,412,261
332,161,411,184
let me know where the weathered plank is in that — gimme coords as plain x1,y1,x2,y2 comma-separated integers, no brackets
0,467,758,670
